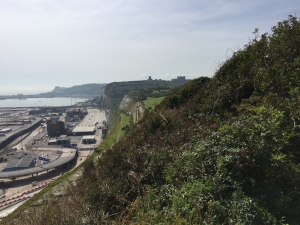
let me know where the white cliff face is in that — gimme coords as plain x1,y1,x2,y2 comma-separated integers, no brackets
132,101,145,124
119,95,145,124
98,86,111,106
119,95,132,110
99,86,107,101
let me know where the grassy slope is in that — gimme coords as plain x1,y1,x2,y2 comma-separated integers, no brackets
143,97,165,111
77,16,300,224
97,113,131,151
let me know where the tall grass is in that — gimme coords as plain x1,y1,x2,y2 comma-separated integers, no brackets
143,97,164,111
96,113,131,152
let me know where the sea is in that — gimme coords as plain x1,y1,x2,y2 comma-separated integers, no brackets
0,97,88,108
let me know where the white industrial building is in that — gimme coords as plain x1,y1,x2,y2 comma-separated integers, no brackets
0,128,12,133
82,135,96,144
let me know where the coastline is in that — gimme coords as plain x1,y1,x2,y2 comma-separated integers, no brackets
0,97,90,108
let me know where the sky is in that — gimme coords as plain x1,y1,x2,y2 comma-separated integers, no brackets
0,0,300,95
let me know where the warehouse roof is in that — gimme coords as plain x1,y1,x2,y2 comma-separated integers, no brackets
57,136,70,141
72,126,95,133
0,128,12,133
2,158,34,172
82,135,95,140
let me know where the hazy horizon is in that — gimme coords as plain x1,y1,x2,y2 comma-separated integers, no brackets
1,1,300,94
0,86,54,95
0,76,185,95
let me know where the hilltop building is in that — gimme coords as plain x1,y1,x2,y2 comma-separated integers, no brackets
171,76,186,82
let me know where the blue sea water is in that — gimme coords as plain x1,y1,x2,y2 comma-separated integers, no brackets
0,97,88,108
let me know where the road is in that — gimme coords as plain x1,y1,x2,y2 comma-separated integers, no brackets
13,126,46,151
74,108,105,129
0,148,76,179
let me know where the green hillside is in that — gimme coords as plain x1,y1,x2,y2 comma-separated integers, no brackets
96,79,191,108
104,80,190,99
42,83,106,96
143,96,165,111
4,16,300,224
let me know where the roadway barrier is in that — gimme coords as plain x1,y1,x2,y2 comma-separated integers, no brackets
0,181,49,212
0,196,30,212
